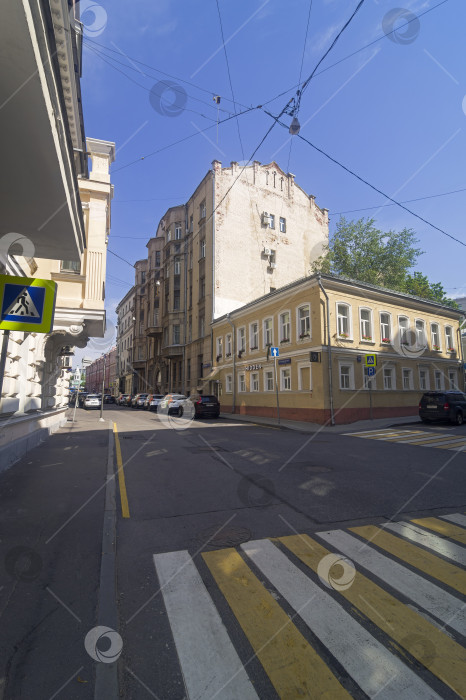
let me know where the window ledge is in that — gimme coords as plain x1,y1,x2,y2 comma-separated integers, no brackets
360,340,376,345
337,336,353,342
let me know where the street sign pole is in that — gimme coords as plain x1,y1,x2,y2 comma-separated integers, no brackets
274,355,280,425
99,354,106,422
369,380,373,420
0,330,10,399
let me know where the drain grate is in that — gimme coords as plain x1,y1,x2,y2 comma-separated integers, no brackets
197,525,251,548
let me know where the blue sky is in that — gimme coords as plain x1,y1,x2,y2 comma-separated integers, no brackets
77,0,466,362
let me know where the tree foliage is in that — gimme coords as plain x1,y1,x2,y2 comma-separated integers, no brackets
313,217,458,308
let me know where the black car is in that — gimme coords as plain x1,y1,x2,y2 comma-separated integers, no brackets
190,394,220,418
419,391,466,425
104,394,115,404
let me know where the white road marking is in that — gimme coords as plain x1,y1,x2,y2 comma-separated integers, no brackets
242,539,441,700
154,550,258,700
440,513,466,527
316,530,466,636
383,522,466,566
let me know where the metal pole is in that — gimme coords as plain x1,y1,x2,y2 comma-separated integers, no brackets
369,379,373,420
0,330,10,400
274,355,280,425
99,354,106,422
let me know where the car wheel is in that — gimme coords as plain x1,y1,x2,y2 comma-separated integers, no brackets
178,406,183,417
455,411,464,426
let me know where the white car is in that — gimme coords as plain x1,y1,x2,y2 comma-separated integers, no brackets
84,394,101,410
158,394,188,416
146,394,164,412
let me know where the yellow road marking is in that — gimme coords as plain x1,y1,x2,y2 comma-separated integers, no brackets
280,534,466,697
435,440,466,450
113,422,130,518
202,548,350,699
381,434,456,444
411,517,466,546
363,431,424,440
350,525,466,596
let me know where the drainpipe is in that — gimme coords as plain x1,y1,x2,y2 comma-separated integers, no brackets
457,324,465,391
226,313,236,414
317,275,335,426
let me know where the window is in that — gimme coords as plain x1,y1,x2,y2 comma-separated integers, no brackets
431,323,441,350
445,326,455,352
174,257,181,275
153,310,159,326
280,367,291,390
174,223,182,239
200,277,206,299
189,214,193,232
238,327,246,353
337,304,350,338
448,369,457,389
173,290,180,310
60,260,81,273
251,372,259,392
173,325,180,345
298,364,311,391
434,370,444,390
216,337,223,360
155,251,161,267
380,313,391,343
399,317,409,344
226,333,232,357
226,374,232,393
419,368,429,391
339,363,353,390
238,373,246,392
279,311,290,343
250,322,259,349
279,217,286,233
200,200,206,219
415,320,426,349
269,213,275,229
383,366,395,390
402,368,413,390
265,370,274,391
360,308,372,340
297,305,310,339
140,271,146,284
188,316,192,342
167,229,172,242
199,316,205,337
264,318,273,347
200,239,206,258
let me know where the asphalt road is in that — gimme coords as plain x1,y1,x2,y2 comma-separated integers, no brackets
1,406,465,699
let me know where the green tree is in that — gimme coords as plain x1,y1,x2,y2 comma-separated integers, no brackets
312,217,423,289
403,271,459,309
313,217,457,308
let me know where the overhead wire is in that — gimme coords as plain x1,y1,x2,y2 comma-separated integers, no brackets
330,186,466,216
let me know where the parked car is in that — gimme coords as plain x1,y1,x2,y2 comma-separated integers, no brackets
419,391,466,425
144,394,165,412
122,394,133,407
189,394,221,419
104,394,115,404
158,394,188,416
84,394,101,410
131,393,149,408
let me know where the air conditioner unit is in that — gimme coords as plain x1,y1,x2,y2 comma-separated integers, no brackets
261,212,271,226
263,247,272,256
269,262,277,269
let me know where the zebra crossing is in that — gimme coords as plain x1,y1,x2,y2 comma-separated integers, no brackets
344,427,466,451
152,513,466,699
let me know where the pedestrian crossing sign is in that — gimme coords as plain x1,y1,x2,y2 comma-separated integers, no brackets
365,354,376,367
0,275,57,333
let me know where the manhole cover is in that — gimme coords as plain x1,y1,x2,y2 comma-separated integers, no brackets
197,525,251,548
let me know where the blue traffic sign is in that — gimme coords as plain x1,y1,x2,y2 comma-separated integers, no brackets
270,347,279,357
367,366,376,377
0,275,57,333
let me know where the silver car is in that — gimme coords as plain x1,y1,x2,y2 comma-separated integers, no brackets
84,394,101,410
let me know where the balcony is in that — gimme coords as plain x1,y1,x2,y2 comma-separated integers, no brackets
146,325,162,337
161,344,183,358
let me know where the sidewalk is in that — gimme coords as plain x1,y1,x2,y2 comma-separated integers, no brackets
220,411,422,434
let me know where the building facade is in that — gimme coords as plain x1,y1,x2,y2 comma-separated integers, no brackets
0,2,114,468
84,347,117,394
211,274,465,425
118,160,329,396
116,286,136,394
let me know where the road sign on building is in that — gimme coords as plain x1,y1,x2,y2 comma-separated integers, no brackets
270,347,279,357
365,354,377,367
0,275,57,333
